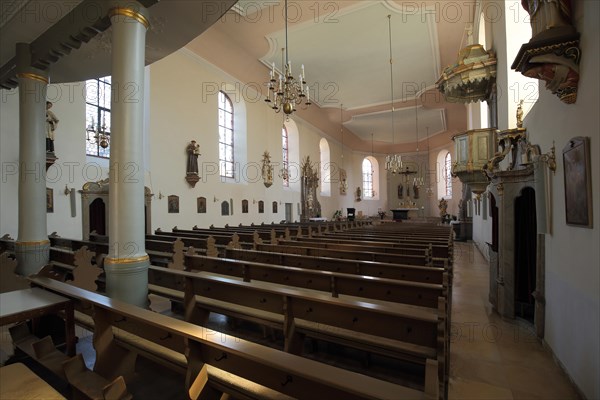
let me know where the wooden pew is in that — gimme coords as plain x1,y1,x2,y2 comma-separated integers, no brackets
50,236,188,270
146,265,447,393
184,253,446,308
254,243,444,267
223,248,447,284
297,236,452,260
30,276,435,400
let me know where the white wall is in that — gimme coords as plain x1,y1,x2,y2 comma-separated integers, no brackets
1,49,376,239
524,2,600,397
1,82,96,240
141,49,374,230
480,1,600,397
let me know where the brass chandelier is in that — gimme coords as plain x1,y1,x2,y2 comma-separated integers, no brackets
384,14,402,174
86,115,110,149
265,0,311,118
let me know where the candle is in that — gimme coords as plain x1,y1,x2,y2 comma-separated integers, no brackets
306,85,310,102
302,64,305,81
272,62,275,74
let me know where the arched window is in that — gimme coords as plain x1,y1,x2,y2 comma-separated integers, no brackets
85,76,111,158
445,152,453,198
218,91,234,178
319,138,330,196
282,126,289,187
362,158,373,198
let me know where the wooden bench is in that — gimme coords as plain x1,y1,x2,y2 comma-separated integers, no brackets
184,253,446,308
30,276,435,400
254,243,444,267
146,265,447,395
223,248,448,284
297,236,453,260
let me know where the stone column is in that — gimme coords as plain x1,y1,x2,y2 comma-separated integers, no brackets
15,44,50,276
104,3,150,307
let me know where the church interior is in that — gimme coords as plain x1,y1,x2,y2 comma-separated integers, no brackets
0,1,598,399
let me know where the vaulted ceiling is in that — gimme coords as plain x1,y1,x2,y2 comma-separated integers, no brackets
188,0,476,153
1,0,475,154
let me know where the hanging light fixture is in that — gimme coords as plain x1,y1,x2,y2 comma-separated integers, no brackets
384,14,402,174
86,115,110,149
265,0,311,119
425,127,434,197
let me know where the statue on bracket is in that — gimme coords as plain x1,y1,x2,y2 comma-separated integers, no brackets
46,101,59,153
185,140,201,188
512,0,580,104
261,151,273,188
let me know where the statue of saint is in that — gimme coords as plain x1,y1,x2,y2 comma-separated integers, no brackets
46,101,59,152
521,0,573,41
186,140,200,174
397,184,403,199
516,100,524,128
438,198,448,218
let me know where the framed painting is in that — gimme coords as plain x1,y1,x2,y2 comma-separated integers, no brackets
46,188,54,213
563,137,592,228
168,195,179,214
197,197,206,214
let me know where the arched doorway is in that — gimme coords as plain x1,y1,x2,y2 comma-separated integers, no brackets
81,180,152,240
89,198,106,235
514,187,537,323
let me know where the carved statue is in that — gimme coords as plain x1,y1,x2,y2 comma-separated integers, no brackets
521,0,573,41
186,140,200,174
521,54,579,101
46,101,59,153
397,184,403,199
514,0,580,104
438,198,448,218
516,100,524,128
355,187,362,202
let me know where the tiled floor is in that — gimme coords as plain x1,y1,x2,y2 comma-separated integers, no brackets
0,242,583,399
448,242,581,400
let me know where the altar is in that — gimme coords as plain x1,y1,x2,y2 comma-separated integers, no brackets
391,208,419,221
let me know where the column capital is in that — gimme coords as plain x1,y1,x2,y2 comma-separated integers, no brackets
108,4,150,30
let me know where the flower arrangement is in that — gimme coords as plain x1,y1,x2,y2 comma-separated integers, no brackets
332,210,342,221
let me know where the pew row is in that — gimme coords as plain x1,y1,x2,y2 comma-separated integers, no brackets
29,276,435,400
184,253,447,309
146,265,448,397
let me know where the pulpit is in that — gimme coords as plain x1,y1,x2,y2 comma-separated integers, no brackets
347,208,356,221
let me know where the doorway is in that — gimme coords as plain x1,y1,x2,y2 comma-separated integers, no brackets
285,203,293,223
514,187,537,323
89,198,106,236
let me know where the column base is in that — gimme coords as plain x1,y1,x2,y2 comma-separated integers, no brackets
104,256,149,308
15,241,50,276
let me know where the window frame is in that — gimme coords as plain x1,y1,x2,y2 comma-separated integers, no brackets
445,152,453,198
218,91,235,179
85,76,112,158
362,158,374,199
